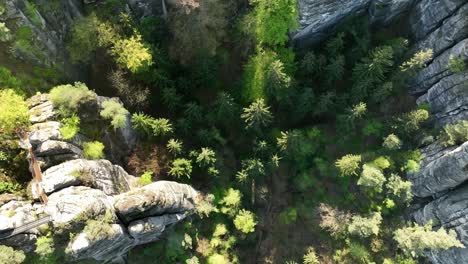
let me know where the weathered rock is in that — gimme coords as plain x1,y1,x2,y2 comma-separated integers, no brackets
114,181,198,223
0,201,39,231
28,100,56,123
35,140,82,157
39,159,137,196
45,186,114,224
67,223,134,263
294,0,370,47
409,141,468,198
29,121,62,145
417,72,468,127
409,0,467,41
410,38,468,95
368,0,415,25
128,213,187,245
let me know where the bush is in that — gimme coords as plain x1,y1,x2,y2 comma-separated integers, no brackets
248,0,298,46
303,247,320,264
168,158,192,179
100,100,129,129
448,55,466,73
207,253,229,264
67,14,100,62
111,34,152,73
335,154,361,176
0,89,30,135
317,203,351,237
24,1,42,27
394,223,464,257
383,134,402,150
441,120,468,146
233,209,257,233
400,49,433,72
49,82,96,116
348,212,382,237
386,174,413,203
0,181,21,194
139,171,153,186
358,164,386,192
60,115,80,140
0,246,25,264
219,188,242,215
35,236,55,261
403,160,420,173
0,22,12,42
83,141,105,160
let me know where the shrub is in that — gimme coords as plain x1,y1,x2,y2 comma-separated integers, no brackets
335,154,361,176
60,115,80,140
303,246,320,264
241,98,273,129
403,109,429,132
83,141,105,160
0,89,30,135
49,82,96,116
0,246,25,264
383,134,402,150
131,113,173,137
35,236,55,260
348,212,382,238
100,100,129,129
108,70,149,110
348,243,372,264
351,102,367,118
168,158,192,179
386,174,413,203
358,164,386,191
0,22,12,42
400,49,433,72
139,171,153,186
67,15,99,62
167,139,183,155
0,181,21,194
248,0,298,46
440,120,468,146
394,223,464,257
111,34,152,73
195,148,216,167
448,55,466,73
0,67,22,93
207,253,229,264
372,156,391,169
403,159,420,173
24,1,42,27
233,209,257,233
317,203,352,237
219,188,242,215
84,218,114,241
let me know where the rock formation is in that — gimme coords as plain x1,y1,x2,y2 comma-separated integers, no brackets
0,93,199,263
295,0,468,263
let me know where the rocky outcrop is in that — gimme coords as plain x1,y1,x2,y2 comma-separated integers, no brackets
294,0,415,48
0,92,199,263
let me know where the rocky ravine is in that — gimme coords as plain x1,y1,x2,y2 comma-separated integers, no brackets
296,0,468,263
0,94,199,263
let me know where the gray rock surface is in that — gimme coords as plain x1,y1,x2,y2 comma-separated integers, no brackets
128,213,188,245
114,181,199,223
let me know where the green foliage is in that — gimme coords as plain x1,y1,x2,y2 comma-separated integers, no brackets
49,82,96,116
207,253,229,264
358,164,386,191
403,160,420,173
440,120,468,146
83,211,114,241
372,156,391,169
335,154,362,176
195,148,216,167
347,242,372,264
131,113,173,137
400,49,433,72
0,22,12,42
0,67,22,93
59,115,80,140
83,141,105,160
394,223,464,257
24,1,42,27
139,171,153,186
402,109,429,132
35,236,55,261
67,14,100,62
303,246,320,264
351,102,367,118
383,134,402,150
167,139,183,156
233,209,257,234
111,34,153,73
0,89,30,135
169,158,192,179
0,181,21,194
241,98,273,129
248,0,298,46
0,245,26,264
348,212,382,237
219,188,242,216
100,100,129,129
448,55,466,73
386,174,413,203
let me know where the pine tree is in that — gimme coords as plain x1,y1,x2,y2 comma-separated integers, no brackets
241,99,273,129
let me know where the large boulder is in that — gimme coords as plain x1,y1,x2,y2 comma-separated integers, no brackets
38,159,137,196
114,181,199,223
128,213,188,245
